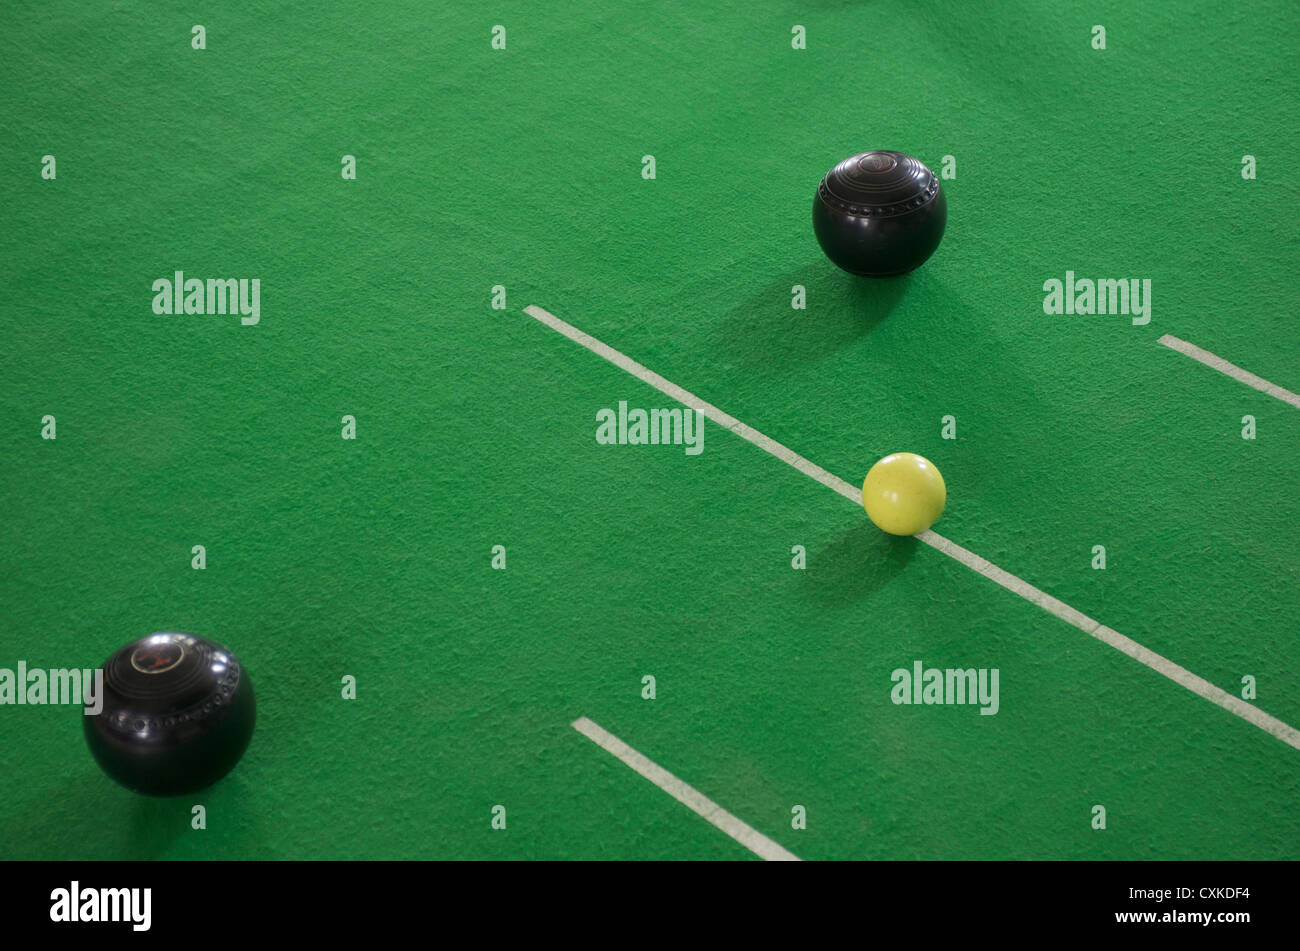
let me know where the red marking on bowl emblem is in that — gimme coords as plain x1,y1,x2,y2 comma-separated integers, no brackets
130,640,186,674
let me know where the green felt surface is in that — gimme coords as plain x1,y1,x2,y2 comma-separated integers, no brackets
1,0,1298,859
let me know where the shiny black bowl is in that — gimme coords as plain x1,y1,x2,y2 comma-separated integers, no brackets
813,150,947,277
84,632,255,796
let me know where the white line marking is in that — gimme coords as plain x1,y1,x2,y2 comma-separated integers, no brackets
523,303,861,505
917,532,1300,749
526,304,1300,752
572,716,801,861
1158,334,1300,409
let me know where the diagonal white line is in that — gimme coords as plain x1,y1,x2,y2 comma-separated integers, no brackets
572,716,801,861
523,303,861,505
915,532,1300,749
526,304,1300,752
1158,333,1300,409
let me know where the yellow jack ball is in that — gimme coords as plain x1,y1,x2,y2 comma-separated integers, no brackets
861,452,946,536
